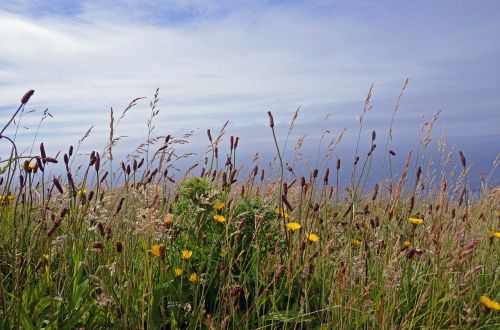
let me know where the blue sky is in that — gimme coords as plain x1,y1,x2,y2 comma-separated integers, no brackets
0,1,499,184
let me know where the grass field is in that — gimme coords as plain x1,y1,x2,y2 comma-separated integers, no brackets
0,89,499,329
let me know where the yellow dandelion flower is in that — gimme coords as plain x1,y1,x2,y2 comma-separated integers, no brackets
286,222,301,231
43,254,49,260
480,295,500,311
214,202,225,211
275,207,289,219
408,217,424,225
213,214,225,223
164,214,174,225
404,240,411,247
351,239,362,247
489,231,500,239
181,249,193,260
307,233,320,243
151,244,164,257
28,163,37,170
8,195,15,201
174,268,183,277
189,272,199,284
77,189,88,197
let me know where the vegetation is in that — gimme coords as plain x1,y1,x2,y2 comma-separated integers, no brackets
0,88,498,329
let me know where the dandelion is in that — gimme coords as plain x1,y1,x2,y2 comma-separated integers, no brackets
480,295,500,311
189,272,199,284
286,222,301,231
43,254,49,260
77,189,88,197
151,244,164,257
213,214,225,223
29,163,37,170
174,268,183,277
408,217,424,225
351,239,362,247
164,214,174,226
307,233,320,243
275,207,289,219
404,240,411,247
214,202,224,211
181,249,193,260
489,231,500,239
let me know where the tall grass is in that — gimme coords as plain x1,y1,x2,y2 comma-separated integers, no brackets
0,89,498,329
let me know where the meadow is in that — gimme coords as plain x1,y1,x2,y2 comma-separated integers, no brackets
0,89,498,329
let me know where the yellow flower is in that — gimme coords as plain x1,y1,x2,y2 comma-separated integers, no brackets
164,214,174,225
351,239,362,247
214,202,224,211
213,214,225,223
28,163,37,170
8,195,14,201
275,207,289,219
286,222,301,231
188,272,199,284
174,268,183,277
77,189,88,197
307,233,320,243
480,295,500,311
408,217,424,225
151,244,164,257
404,240,411,247
181,249,193,260
489,231,500,239
43,254,49,260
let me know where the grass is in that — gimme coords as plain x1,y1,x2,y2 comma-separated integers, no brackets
0,88,499,329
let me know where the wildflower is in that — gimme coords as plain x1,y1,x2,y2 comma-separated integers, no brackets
480,295,500,311
404,240,411,247
351,239,362,247
213,214,225,223
489,231,500,239
77,189,88,197
307,233,320,243
164,214,174,226
181,249,193,260
408,217,424,225
275,207,289,219
189,272,199,284
174,268,183,277
151,244,165,257
214,202,224,211
286,222,301,231
43,254,49,260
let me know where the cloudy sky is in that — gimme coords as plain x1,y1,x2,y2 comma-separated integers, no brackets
0,1,499,184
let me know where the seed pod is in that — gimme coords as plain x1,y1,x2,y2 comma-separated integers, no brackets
301,176,306,188
115,197,125,215
21,90,35,104
371,130,376,141
100,171,108,183
207,129,213,142
88,190,94,201
323,168,329,185
137,158,144,169
389,150,396,156
260,169,265,182
459,150,466,168
64,153,69,166
283,182,288,195
95,153,100,172
53,177,64,194
97,222,105,236
45,157,58,163
267,111,274,128
416,166,422,182
115,241,123,253
312,168,318,178
336,158,341,170
121,162,126,173
371,183,378,201
230,136,234,151
234,137,239,150
91,241,104,250
36,157,44,172
69,145,73,157
354,156,359,165
40,143,46,161
133,159,138,171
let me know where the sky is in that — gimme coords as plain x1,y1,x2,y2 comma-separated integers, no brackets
0,0,499,186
